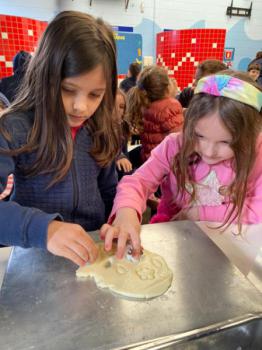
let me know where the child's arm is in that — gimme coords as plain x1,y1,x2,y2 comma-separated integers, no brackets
0,201,98,266
0,130,55,250
0,200,61,248
0,131,98,266
100,133,180,256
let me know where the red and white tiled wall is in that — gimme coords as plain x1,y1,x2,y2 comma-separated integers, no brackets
0,14,47,78
156,29,226,91
0,14,227,90
0,14,128,82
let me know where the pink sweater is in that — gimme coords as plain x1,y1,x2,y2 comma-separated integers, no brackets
111,132,262,224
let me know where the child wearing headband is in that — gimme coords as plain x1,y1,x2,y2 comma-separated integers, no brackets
100,70,262,259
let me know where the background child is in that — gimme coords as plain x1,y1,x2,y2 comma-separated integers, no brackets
115,89,133,178
119,62,141,93
101,71,262,258
249,51,262,86
247,63,260,82
0,50,31,103
177,59,227,108
0,11,120,266
127,65,183,164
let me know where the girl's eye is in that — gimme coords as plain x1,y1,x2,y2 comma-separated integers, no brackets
195,133,203,138
62,87,75,93
221,141,230,145
90,93,102,99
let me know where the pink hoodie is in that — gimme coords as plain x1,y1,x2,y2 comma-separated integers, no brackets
110,132,262,224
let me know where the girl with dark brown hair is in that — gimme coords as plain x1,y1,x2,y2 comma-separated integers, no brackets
0,11,120,266
101,71,262,259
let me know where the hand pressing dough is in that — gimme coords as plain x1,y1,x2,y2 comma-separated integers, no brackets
76,242,173,300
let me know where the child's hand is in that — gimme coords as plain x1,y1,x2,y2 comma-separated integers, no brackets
47,220,98,266
99,208,141,259
116,158,133,172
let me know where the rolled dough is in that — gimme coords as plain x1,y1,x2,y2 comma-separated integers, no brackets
76,242,173,300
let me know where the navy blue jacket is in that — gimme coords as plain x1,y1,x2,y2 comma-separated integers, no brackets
0,111,117,249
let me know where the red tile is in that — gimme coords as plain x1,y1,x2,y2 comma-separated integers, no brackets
156,28,226,90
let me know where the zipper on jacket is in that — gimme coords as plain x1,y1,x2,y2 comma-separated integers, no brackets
71,159,79,221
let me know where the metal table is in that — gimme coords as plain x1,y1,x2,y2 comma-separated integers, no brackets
0,221,261,350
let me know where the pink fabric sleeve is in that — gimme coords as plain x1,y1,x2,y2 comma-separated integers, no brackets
109,133,181,222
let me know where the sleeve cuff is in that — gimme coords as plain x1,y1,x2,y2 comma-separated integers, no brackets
25,211,63,249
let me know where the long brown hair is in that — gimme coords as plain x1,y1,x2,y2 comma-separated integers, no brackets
174,70,262,229
0,11,119,186
127,65,170,132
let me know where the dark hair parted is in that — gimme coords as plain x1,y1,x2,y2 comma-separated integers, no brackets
0,11,119,186
195,59,228,82
127,65,170,132
129,62,141,79
174,70,262,229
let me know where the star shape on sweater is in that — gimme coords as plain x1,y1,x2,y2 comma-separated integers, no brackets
186,170,224,206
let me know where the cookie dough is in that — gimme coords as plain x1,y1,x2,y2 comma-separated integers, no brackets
76,242,173,300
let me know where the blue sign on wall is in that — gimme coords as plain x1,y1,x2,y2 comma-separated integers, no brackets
113,26,133,32
114,32,142,75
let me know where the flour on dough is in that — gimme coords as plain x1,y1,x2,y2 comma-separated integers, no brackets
76,242,173,300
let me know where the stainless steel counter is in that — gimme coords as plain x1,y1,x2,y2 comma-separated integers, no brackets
0,221,261,350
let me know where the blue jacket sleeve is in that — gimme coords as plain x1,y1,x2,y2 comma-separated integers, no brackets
0,201,61,248
0,125,62,248
98,162,118,221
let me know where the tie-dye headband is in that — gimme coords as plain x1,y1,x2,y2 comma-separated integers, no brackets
194,74,262,112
